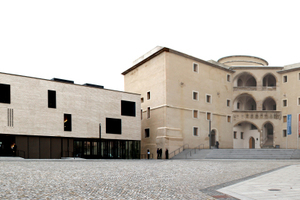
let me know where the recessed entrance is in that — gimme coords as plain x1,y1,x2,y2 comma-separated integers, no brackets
211,130,216,147
249,137,255,149
0,135,15,156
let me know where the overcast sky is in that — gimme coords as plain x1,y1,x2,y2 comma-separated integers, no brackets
0,1,299,91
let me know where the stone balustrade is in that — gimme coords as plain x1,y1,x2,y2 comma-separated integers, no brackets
233,110,281,121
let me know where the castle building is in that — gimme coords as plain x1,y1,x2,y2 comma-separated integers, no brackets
0,72,141,159
122,46,300,158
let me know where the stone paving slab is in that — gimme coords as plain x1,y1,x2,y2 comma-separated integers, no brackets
218,165,300,200
0,159,299,199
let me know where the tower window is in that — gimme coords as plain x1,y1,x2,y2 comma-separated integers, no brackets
48,90,56,108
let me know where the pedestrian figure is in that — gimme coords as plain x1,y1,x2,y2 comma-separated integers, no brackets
157,148,159,159
216,141,219,149
159,148,162,159
165,149,169,159
147,149,150,159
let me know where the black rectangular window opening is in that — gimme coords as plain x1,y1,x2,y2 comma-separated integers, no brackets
106,118,121,134
145,128,150,138
64,114,72,131
0,84,10,104
48,90,56,108
121,100,136,117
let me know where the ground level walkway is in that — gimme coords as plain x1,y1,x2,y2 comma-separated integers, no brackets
0,158,299,199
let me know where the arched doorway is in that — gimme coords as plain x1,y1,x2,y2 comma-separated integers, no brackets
249,137,255,149
211,130,216,147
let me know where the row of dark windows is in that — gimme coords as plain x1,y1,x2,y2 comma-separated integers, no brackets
0,84,136,117
64,114,121,134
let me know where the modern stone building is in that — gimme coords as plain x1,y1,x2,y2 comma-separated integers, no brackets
0,72,141,159
122,46,300,158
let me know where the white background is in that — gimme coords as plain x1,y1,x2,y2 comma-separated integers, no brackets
0,0,299,91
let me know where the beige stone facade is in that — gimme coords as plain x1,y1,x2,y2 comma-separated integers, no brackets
0,72,141,159
123,47,300,158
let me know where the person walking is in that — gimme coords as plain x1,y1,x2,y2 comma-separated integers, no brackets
165,149,169,159
147,149,150,159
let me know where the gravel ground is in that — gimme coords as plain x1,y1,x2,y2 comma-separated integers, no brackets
0,159,299,199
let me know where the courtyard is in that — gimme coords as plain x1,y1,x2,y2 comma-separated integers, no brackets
0,158,299,199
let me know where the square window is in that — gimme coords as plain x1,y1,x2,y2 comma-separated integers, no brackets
233,131,237,139
48,90,56,108
207,112,211,120
193,110,198,118
283,129,287,137
241,132,244,139
283,115,287,122
0,84,10,104
206,94,211,103
193,91,198,100
227,99,230,107
106,118,122,134
283,75,287,83
193,63,198,73
283,99,287,107
147,107,150,119
227,74,231,82
193,127,198,136
64,114,72,131
145,128,150,138
227,116,231,123
121,100,136,117
147,91,150,100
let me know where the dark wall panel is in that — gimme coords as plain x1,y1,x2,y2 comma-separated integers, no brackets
28,137,39,159
15,136,28,158
40,137,51,159
51,138,61,159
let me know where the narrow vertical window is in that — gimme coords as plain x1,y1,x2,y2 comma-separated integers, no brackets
227,99,230,107
147,107,150,119
141,109,143,120
233,131,237,139
193,91,198,100
298,97,300,105
227,116,231,123
283,75,287,83
283,99,287,107
64,114,72,131
207,112,211,120
283,129,287,137
241,132,244,139
48,90,56,108
227,74,231,82
147,91,150,100
193,63,198,72
283,115,287,122
141,97,144,103
145,128,150,138
193,127,198,136
193,110,198,118
206,94,211,103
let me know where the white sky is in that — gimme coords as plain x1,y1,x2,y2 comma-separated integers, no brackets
0,0,299,91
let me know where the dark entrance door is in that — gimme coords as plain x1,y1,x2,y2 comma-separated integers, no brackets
0,135,15,156
210,130,216,147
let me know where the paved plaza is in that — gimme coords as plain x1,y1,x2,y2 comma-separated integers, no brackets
0,158,299,199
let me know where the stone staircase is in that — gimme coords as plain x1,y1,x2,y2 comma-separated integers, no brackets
171,149,300,159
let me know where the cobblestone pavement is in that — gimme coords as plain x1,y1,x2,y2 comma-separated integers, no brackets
0,159,299,199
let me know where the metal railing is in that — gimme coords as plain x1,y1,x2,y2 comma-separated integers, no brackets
140,153,153,159
185,144,204,158
168,144,189,159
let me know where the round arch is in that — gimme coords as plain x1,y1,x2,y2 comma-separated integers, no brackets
233,93,257,111
233,71,258,87
262,96,277,110
262,73,277,87
233,121,261,132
